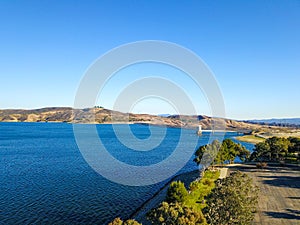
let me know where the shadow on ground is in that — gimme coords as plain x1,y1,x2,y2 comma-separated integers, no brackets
287,196,300,200
258,175,300,189
265,208,300,220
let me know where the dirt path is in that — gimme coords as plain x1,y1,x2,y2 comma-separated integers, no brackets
228,164,300,225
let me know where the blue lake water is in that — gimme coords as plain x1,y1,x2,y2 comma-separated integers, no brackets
0,122,253,224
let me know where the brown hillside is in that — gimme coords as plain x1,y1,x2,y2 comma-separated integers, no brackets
0,107,273,131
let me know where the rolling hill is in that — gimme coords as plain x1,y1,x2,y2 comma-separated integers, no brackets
0,107,268,131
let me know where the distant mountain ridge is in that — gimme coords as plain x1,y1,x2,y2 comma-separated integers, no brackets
247,118,300,126
0,107,275,131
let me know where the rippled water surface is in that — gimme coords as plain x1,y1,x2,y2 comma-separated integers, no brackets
0,122,253,224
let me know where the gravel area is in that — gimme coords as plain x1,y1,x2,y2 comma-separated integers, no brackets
228,164,300,225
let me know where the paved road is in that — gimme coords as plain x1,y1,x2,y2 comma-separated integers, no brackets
229,164,300,225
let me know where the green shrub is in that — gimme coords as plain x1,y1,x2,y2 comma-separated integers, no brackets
108,218,141,225
166,181,188,204
147,202,207,225
204,171,259,225
202,178,213,186
202,170,220,180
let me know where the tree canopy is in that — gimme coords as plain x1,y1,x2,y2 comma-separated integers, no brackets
148,170,220,225
250,136,299,162
108,218,141,225
203,171,259,225
166,181,188,204
147,202,206,225
194,139,250,167
194,140,221,168
288,137,300,153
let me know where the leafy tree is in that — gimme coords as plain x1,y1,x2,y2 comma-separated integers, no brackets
266,137,290,161
108,217,141,225
250,137,290,161
250,141,271,161
147,202,206,225
288,137,300,161
220,139,250,163
203,171,259,225
194,140,221,168
194,139,250,166
220,139,237,163
288,137,300,153
166,181,188,204
187,170,220,211
236,143,250,162
194,144,207,166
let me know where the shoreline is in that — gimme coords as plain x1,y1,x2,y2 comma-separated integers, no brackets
234,132,300,144
129,170,201,224
233,135,265,144
0,121,240,133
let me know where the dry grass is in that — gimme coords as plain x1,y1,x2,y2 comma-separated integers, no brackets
235,135,265,144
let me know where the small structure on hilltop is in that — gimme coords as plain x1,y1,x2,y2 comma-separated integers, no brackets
197,125,202,136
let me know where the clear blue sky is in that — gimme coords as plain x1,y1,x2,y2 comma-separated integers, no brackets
0,0,299,120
